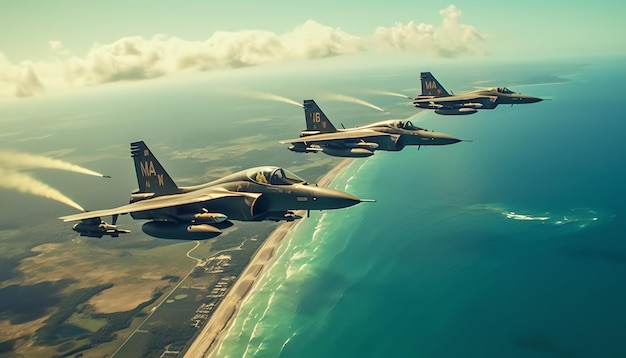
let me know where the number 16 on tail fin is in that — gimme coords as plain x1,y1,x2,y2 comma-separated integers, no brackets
303,99,337,133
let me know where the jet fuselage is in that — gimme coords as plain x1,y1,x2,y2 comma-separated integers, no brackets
413,72,543,115
61,142,367,240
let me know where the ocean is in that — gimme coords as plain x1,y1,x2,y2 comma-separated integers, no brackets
210,56,626,358
2,53,625,357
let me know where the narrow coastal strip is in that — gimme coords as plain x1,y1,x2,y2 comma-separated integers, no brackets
184,159,354,358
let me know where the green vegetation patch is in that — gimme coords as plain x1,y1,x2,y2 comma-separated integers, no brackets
90,291,163,345
66,313,107,332
35,283,113,345
143,324,197,358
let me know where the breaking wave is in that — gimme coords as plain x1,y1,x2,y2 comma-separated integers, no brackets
504,212,550,221
469,203,611,233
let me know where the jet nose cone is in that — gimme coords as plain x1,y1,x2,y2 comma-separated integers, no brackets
427,132,463,145
519,95,543,103
324,189,362,209
310,187,363,209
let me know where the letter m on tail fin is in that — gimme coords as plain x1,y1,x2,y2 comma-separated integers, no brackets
303,100,337,133
130,141,179,196
420,72,450,97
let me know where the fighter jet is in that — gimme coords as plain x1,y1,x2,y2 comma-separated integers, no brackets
413,72,543,115
59,141,369,240
281,100,463,158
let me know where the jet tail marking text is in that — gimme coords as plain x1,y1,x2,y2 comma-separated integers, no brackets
303,99,337,133
420,72,450,97
131,141,179,195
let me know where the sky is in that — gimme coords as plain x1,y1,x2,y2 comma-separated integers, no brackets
0,1,625,100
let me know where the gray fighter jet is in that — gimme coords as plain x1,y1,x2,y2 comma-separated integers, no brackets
281,100,463,158
413,72,543,115
59,141,369,240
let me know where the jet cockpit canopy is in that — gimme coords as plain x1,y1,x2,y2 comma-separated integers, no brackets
395,120,420,130
247,167,306,185
496,87,515,94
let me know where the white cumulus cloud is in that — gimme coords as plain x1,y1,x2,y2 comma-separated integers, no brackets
372,5,485,57
0,6,485,100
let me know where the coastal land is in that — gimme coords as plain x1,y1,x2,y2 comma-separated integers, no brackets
184,158,353,358
0,157,351,358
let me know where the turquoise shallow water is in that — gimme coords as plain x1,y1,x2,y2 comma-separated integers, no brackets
211,57,626,358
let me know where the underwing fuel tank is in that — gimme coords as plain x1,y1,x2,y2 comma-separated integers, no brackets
322,147,374,157
345,142,379,149
142,221,223,240
434,108,478,115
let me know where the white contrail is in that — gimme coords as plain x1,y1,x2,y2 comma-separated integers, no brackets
0,150,104,177
247,91,303,108
320,93,385,112
0,168,85,211
403,110,430,122
369,90,413,99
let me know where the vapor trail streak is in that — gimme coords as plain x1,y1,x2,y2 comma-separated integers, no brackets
0,150,104,177
369,90,413,99
248,92,302,108
0,169,85,211
321,93,385,112
403,110,429,122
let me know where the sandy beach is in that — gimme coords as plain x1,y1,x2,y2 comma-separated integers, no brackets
184,159,353,358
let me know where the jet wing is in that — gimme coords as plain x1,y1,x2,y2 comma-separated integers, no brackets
281,129,390,145
59,189,261,222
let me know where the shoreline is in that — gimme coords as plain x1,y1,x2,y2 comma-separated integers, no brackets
184,158,354,358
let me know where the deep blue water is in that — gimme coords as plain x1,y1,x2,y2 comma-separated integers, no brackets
211,57,626,357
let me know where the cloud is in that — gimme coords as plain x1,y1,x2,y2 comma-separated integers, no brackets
371,5,485,57
0,55,45,98
0,6,485,100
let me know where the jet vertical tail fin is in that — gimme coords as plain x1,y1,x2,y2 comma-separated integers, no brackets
303,99,337,133
420,72,450,97
130,141,180,195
